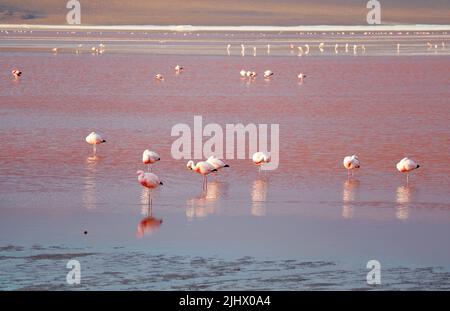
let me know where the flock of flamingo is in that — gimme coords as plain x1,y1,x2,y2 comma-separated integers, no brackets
84,126,420,205
12,64,421,206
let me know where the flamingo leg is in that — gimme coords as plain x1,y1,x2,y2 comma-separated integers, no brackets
205,175,208,191
347,170,350,179
93,144,96,156
406,173,409,185
147,164,150,172
148,189,153,212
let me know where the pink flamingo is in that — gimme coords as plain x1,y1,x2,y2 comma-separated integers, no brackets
252,152,271,172
12,69,22,78
137,170,163,205
343,155,360,178
187,160,218,190
142,149,160,171
206,156,230,171
174,65,183,73
85,132,106,156
396,157,420,184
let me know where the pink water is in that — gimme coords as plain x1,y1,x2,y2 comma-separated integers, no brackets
0,39,450,289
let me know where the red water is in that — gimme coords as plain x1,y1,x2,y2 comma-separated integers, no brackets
0,51,450,270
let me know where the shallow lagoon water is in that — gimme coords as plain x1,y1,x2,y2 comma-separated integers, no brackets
0,29,449,290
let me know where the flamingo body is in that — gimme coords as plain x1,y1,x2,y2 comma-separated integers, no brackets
396,157,420,173
252,152,271,166
137,171,163,189
206,156,230,170
175,65,183,73
143,150,160,165
264,70,274,78
85,132,105,145
343,155,360,170
12,69,22,78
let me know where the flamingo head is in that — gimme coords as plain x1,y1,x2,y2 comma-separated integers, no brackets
136,170,144,176
186,160,194,170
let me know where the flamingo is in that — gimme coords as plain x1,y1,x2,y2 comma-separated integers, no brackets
187,160,217,190
142,149,160,171
335,44,339,54
304,44,310,55
206,156,230,170
137,170,163,206
396,157,420,184
52,47,58,54
155,74,164,81
174,65,183,73
343,155,360,178
252,152,271,172
12,69,22,78
264,70,274,79
246,71,257,78
298,73,306,81
85,132,106,156
240,69,247,77
137,171,163,189
319,42,325,52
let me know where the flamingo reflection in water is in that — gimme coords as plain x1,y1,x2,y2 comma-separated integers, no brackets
137,188,163,238
396,185,413,221
186,181,225,220
251,178,268,217
83,155,102,210
342,179,359,219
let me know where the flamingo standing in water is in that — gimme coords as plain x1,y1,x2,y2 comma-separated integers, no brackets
187,160,217,190
85,132,106,156
142,149,160,171
174,65,183,73
343,155,360,178
240,69,247,77
252,152,271,172
298,73,306,82
246,71,257,78
137,170,163,206
12,69,22,78
206,156,230,171
304,44,310,55
155,74,164,81
319,42,325,52
396,157,420,184
264,70,274,79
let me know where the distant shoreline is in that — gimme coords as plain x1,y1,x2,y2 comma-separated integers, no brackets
1,24,449,32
